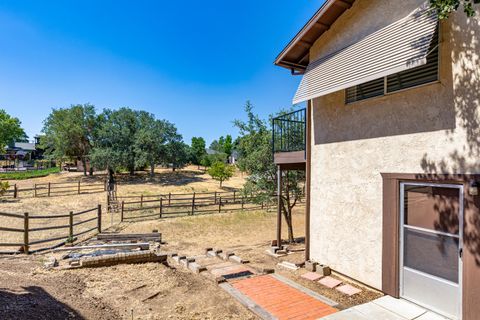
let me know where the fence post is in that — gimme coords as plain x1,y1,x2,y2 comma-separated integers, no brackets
233,191,236,202
34,184,37,197
168,192,171,205
78,181,81,194
107,194,110,212
214,191,217,204
261,201,264,210
191,192,196,215
241,196,244,210
48,182,51,197
97,204,102,233
141,194,143,208
121,201,124,222
23,212,29,254
69,211,74,240
218,197,222,213
159,198,163,218
13,184,17,198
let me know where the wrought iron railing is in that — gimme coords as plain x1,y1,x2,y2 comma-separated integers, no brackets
272,108,306,154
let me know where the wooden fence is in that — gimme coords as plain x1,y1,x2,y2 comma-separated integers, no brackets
119,191,275,221
0,205,102,254
4,181,107,198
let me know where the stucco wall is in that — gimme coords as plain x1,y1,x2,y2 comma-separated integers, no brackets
308,0,480,289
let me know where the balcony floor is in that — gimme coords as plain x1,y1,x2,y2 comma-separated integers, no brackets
274,151,306,170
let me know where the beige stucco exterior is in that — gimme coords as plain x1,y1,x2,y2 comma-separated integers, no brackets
307,0,480,289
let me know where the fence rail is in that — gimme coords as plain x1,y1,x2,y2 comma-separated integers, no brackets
3,180,107,199
119,191,280,221
0,206,102,255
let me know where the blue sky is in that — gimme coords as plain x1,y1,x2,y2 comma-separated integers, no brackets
0,1,320,145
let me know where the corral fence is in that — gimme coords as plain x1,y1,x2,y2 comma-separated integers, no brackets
118,191,283,221
0,205,102,255
4,180,107,199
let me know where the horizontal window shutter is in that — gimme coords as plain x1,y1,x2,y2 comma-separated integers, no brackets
346,78,384,103
387,28,439,93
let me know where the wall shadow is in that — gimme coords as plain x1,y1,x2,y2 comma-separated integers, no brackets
0,286,83,319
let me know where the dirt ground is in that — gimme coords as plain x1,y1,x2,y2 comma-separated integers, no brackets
0,166,382,319
0,256,255,320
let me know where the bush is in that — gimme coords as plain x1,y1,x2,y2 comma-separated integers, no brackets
207,161,235,187
0,181,9,196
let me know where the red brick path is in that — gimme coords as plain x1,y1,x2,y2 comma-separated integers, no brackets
231,275,337,320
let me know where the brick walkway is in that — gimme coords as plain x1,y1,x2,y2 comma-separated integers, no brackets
231,275,338,320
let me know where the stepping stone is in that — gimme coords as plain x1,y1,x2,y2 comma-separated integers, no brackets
301,272,323,281
336,284,361,296
318,276,342,288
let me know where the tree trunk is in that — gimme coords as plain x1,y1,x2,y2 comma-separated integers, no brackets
89,166,93,176
150,163,155,177
82,158,87,176
220,180,223,187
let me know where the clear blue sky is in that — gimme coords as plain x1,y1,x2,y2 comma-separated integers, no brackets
0,1,320,145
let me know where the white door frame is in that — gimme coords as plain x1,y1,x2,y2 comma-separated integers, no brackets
399,181,463,319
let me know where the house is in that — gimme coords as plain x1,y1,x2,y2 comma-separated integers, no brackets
272,1,479,319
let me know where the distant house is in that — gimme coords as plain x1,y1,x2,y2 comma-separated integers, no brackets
272,1,480,319
5,141,42,161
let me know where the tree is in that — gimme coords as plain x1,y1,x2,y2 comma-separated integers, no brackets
41,104,97,175
234,101,304,243
430,0,479,19
165,140,190,171
0,110,27,152
208,161,235,187
134,112,177,177
90,107,139,176
224,135,233,157
191,137,206,166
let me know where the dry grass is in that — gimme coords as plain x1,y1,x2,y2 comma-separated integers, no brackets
0,165,248,252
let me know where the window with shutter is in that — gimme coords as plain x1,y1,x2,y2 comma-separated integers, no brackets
345,27,439,104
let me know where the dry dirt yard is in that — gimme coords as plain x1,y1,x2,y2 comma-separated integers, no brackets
0,166,381,319
0,166,247,251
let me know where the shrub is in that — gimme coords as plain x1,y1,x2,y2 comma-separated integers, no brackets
207,161,235,187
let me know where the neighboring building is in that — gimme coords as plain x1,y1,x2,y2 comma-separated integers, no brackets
5,141,43,161
272,1,479,319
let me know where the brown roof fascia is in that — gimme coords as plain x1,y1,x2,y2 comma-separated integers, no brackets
274,0,354,73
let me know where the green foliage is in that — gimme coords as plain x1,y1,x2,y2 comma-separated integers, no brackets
0,181,9,196
165,140,190,171
430,0,479,19
134,112,178,176
41,104,98,175
209,134,234,156
234,101,304,242
0,109,27,152
0,167,60,180
191,137,206,165
200,152,228,168
207,161,235,187
89,107,138,175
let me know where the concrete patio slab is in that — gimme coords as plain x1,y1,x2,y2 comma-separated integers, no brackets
318,308,368,320
318,276,342,288
372,296,426,319
335,284,361,296
416,312,450,320
353,301,406,320
301,272,323,281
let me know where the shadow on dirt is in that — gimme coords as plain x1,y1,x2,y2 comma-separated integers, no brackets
0,286,84,319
